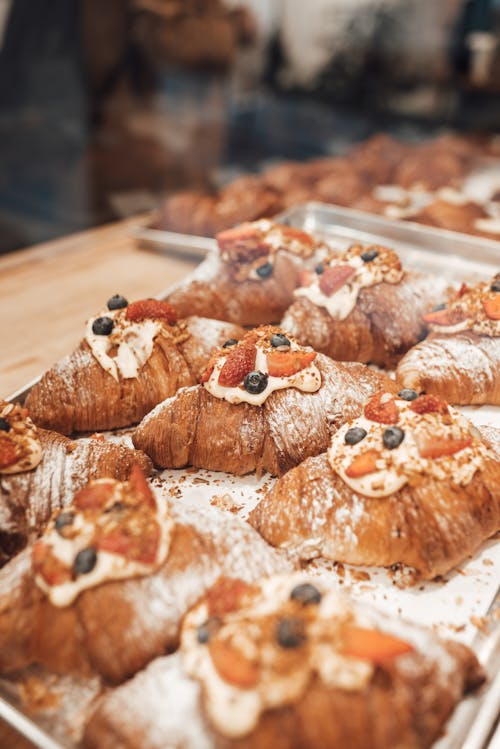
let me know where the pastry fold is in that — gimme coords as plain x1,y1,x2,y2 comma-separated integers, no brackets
0,429,152,565
281,272,449,368
0,504,290,684
133,355,396,476
25,317,243,434
396,332,500,405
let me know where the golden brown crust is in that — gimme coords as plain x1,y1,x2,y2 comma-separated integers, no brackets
281,272,449,368
396,332,500,405
249,447,500,579
24,317,243,434
132,356,397,476
0,429,152,565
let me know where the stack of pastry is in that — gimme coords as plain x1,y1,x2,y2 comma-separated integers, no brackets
0,221,499,748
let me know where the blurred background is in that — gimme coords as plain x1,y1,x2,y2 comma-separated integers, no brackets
1,0,500,253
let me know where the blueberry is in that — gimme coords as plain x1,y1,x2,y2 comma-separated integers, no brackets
398,388,418,401
315,263,325,275
490,278,500,293
290,582,322,605
256,262,273,278
73,547,97,576
196,617,221,644
92,317,114,336
361,248,379,263
55,512,75,534
383,427,405,450
222,339,238,348
243,371,268,394
0,418,10,432
432,303,446,312
270,333,291,348
344,427,367,445
107,294,128,310
275,617,306,649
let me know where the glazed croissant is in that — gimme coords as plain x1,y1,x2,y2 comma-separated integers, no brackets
396,277,500,405
166,220,328,326
250,392,500,580
0,477,290,684
25,296,244,434
133,327,397,476
83,574,484,749
0,401,152,565
281,244,451,367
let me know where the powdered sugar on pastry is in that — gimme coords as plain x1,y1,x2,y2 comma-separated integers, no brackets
294,244,404,320
328,392,487,498
0,401,42,475
202,327,321,406
423,276,500,338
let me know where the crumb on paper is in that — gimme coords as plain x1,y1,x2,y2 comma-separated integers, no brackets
455,596,463,606
470,615,489,634
192,477,210,485
210,493,242,514
482,558,493,567
350,569,371,582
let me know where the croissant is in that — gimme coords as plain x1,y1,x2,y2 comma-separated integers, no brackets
0,400,152,565
166,220,328,326
25,295,244,434
0,469,291,684
132,326,397,476
280,243,451,368
83,573,484,749
396,276,500,405
250,390,500,580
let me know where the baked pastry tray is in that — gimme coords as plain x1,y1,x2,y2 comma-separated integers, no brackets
2,212,500,749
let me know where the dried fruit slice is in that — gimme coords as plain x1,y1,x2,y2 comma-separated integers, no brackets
207,577,257,617
125,299,177,324
423,307,465,326
32,542,72,586
416,436,472,459
218,345,256,387
97,523,160,565
266,350,316,377
409,394,449,416
319,265,356,296
281,226,317,250
73,481,116,511
341,626,413,664
364,393,399,424
482,296,500,320
345,450,379,478
209,639,259,688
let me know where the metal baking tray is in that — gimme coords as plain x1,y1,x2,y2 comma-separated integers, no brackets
2,211,500,749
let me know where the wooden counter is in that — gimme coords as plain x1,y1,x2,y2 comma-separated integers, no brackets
0,216,199,397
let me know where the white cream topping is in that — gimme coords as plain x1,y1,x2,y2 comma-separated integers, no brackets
328,400,486,499
427,282,500,338
181,574,375,739
294,249,404,321
85,310,162,381
203,341,321,406
35,480,173,607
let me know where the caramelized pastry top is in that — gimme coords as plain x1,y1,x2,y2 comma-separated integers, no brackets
0,400,42,475
85,296,189,381
423,276,500,337
200,326,321,406
33,465,172,606
181,574,413,738
328,390,487,498
216,220,322,282
294,243,404,320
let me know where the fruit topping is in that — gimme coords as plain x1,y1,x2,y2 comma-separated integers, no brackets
0,418,10,431
218,345,257,387
398,388,418,401
266,350,316,378
490,276,500,293
341,626,413,664
54,512,75,535
270,333,291,349
97,523,160,565
319,265,356,296
315,263,325,274
243,371,269,394
364,393,399,424
432,303,446,312
92,317,114,336
125,299,177,324
32,543,71,586
290,582,322,606
73,547,97,576
197,617,221,644
382,427,405,450
0,434,19,469
222,338,238,348
483,295,500,320
416,435,472,459
207,578,257,617
345,450,379,478
73,481,116,511
344,427,367,445
360,248,379,263
107,294,128,310
216,224,263,257
209,639,260,688
275,617,306,649
409,394,449,416
423,307,465,326
256,262,273,278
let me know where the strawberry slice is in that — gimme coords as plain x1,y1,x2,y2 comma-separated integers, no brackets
281,226,316,249
341,626,413,664
364,393,399,424
483,296,500,320
218,345,256,387
345,450,379,478
0,434,19,469
423,307,464,327
207,577,257,617
73,480,116,511
128,464,156,509
267,350,316,377
32,542,72,586
209,639,259,688
416,435,472,459
319,265,356,296
125,299,177,324
97,523,160,564
410,394,449,416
